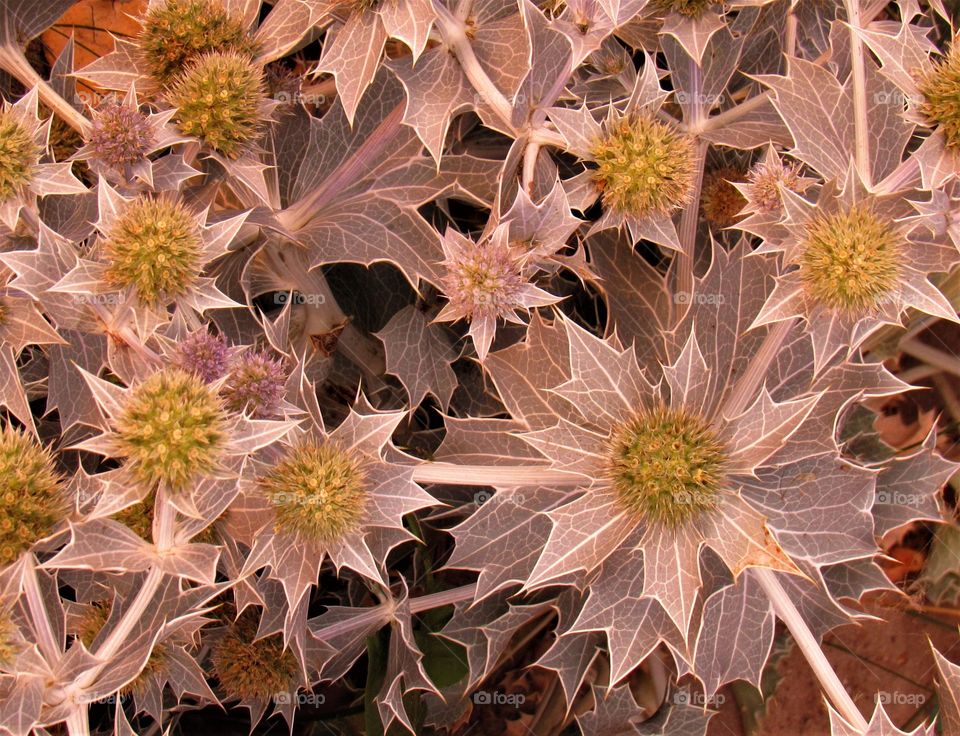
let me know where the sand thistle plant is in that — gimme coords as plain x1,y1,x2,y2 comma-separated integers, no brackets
139,0,258,85
211,613,299,701
101,197,203,306
221,350,286,418
0,426,65,566
175,330,231,383
917,43,960,150
0,110,38,204
437,228,558,360
590,114,696,219
744,157,811,214
113,369,227,492
798,205,900,312
87,102,155,169
166,51,267,158
607,406,726,528
260,442,367,545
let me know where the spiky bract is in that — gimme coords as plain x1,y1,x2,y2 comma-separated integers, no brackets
167,51,266,158
590,115,695,218
139,0,258,85
0,426,65,566
212,614,299,700
102,197,203,305
0,111,38,203
606,407,726,528
917,44,960,149
260,443,367,545
222,350,285,418
114,369,227,492
88,103,155,167
745,159,808,213
175,330,230,382
799,205,900,312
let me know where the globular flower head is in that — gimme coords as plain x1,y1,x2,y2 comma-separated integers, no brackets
799,204,900,312
87,101,156,168
917,43,960,149
259,443,367,545
0,426,65,566
221,350,286,418
590,114,695,219
0,109,39,204
701,167,746,227
606,406,726,528
167,51,267,159
114,368,227,492
102,196,203,305
212,612,299,700
441,236,528,324
745,158,810,213
139,0,258,85
175,330,231,383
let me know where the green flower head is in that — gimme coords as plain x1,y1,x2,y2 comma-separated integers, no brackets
607,406,726,528
590,114,696,219
114,369,228,492
0,426,66,566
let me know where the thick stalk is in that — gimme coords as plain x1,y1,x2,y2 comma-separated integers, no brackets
65,707,90,736
754,569,869,731
433,2,514,128
411,463,582,486
22,556,60,664
0,45,91,136
844,0,872,185
721,318,795,418
674,138,707,310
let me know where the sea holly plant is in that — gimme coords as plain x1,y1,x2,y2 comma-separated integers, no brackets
0,0,959,735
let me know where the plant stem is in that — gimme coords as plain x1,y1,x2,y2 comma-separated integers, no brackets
844,0,872,186
22,555,60,663
754,568,869,731
311,583,479,642
65,707,90,736
411,463,582,486
675,139,707,308
408,583,478,613
432,2,513,129
722,318,796,418
0,44,91,136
